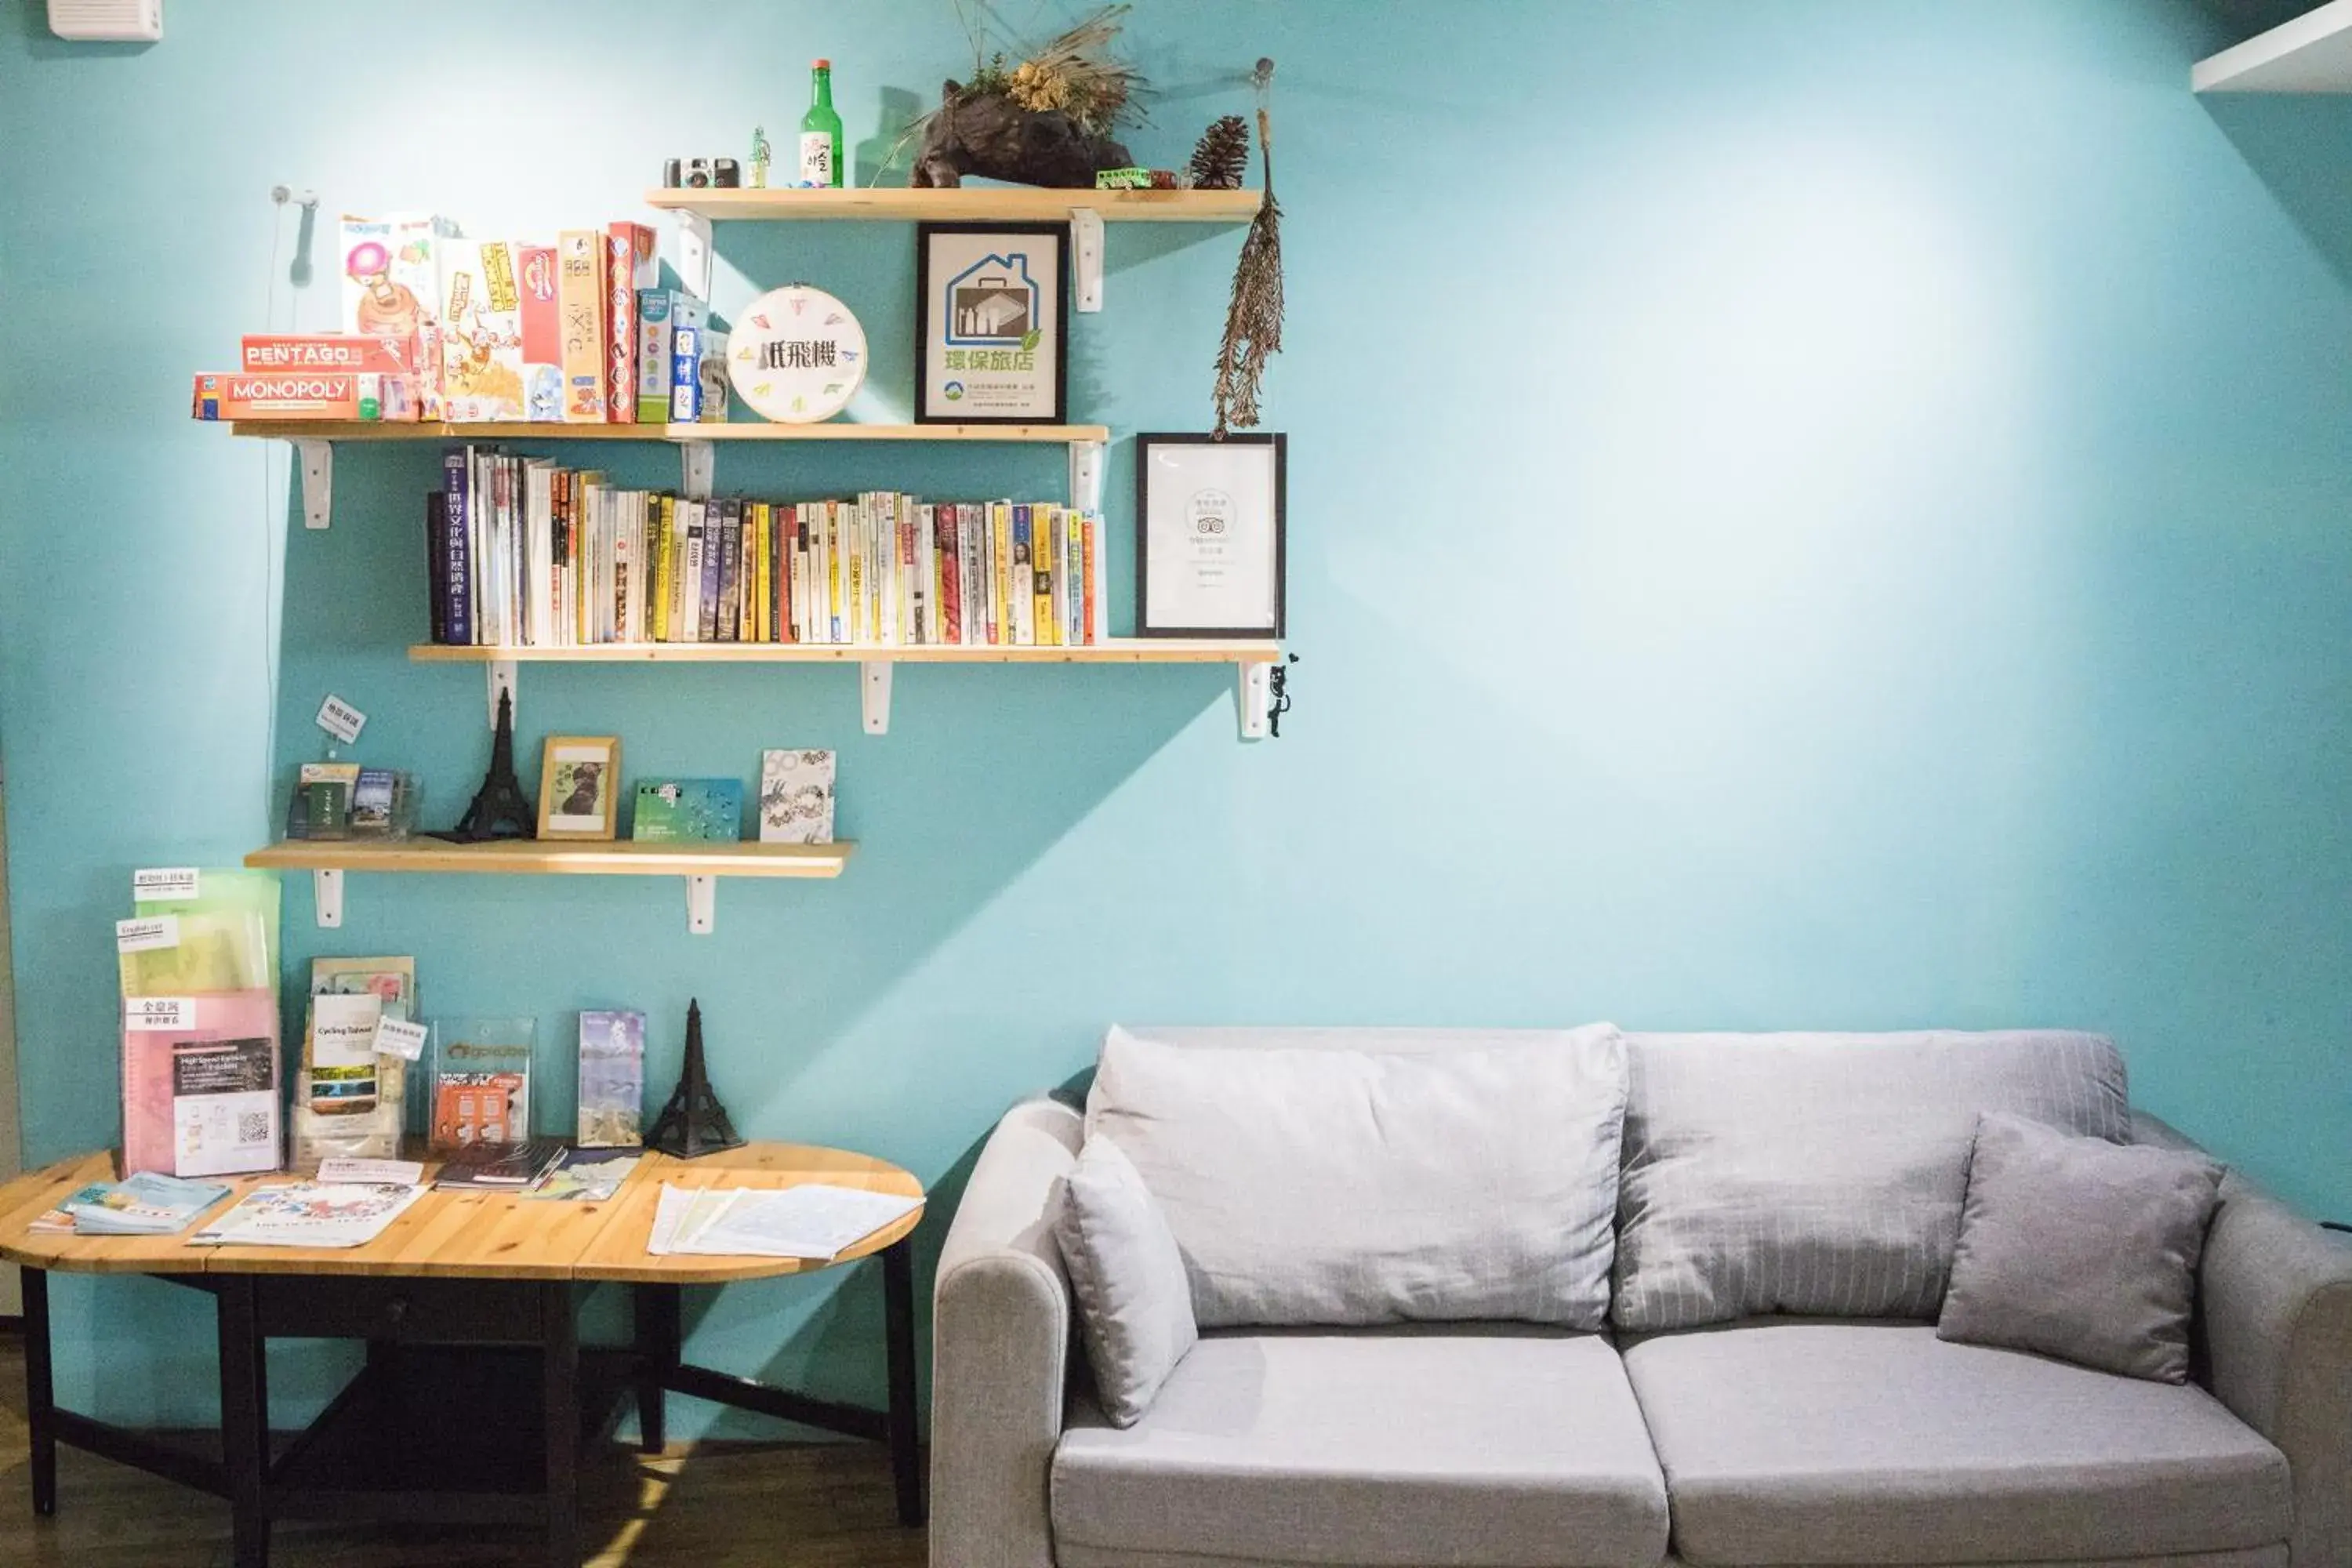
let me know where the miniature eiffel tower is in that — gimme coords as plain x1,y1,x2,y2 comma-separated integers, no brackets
443,687,536,842
648,1000,745,1159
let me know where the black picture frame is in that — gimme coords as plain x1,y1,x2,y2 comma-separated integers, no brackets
1134,432,1287,639
913,221,1070,425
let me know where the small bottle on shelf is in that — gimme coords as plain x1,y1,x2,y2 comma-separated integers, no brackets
800,60,844,188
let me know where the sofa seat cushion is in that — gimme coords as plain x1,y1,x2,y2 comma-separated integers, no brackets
1052,1326,1669,1568
1621,1321,2291,1566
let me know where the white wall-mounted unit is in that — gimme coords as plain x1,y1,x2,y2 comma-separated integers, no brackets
48,0,161,41
2194,0,2352,93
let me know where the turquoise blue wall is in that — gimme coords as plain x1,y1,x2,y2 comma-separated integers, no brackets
4,1,2350,1432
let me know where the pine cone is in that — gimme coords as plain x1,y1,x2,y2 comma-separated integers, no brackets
1189,114,1250,191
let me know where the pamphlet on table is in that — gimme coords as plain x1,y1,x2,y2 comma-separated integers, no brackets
645,1183,920,1260
191,1181,426,1249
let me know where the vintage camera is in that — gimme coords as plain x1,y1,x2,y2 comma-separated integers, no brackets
662,157,742,190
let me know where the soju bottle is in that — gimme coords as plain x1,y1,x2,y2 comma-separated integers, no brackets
800,60,843,188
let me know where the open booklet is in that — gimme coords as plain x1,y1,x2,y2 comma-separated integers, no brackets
646,1183,920,1261
190,1181,427,1249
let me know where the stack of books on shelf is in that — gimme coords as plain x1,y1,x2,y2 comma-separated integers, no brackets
192,216,728,426
428,448,1109,648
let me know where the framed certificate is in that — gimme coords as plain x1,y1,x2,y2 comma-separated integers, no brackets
914,222,1069,424
1135,433,1287,638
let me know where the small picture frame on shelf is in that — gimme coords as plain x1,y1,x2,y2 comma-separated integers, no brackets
914,221,1069,424
1135,433,1287,638
537,736,621,840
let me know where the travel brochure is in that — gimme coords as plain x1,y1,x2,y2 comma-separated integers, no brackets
191,1181,430,1250
30,1172,231,1236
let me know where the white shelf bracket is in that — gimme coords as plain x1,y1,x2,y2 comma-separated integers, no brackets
1069,438,1105,514
1070,207,1105,313
862,660,893,735
685,874,716,935
677,211,715,304
1237,660,1272,742
680,439,713,500
295,439,332,530
313,868,344,928
486,659,517,728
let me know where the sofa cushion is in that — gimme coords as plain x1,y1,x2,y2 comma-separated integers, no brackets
1058,1133,1200,1426
1052,1326,1669,1568
1087,1025,1626,1328
1939,1111,2224,1383
1613,1030,2130,1330
1621,1320,2291,1566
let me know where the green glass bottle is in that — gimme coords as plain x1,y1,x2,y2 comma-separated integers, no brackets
800,59,843,188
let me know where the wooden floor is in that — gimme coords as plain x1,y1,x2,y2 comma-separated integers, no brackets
0,1330,927,1567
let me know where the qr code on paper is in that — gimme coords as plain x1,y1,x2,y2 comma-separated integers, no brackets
238,1112,272,1146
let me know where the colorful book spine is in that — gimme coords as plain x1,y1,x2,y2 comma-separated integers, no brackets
557,230,608,422
426,492,450,644
670,325,703,422
699,502,722,642
441,450,474,644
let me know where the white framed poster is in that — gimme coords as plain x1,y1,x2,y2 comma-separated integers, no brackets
915,222,1069,424
1135,433,1287,637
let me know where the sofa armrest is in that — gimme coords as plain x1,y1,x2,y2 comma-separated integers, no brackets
931,1096,1083,1568
2138,1111,2352,1566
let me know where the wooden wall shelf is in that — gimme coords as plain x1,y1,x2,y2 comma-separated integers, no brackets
228,420,1112,531
408,639,1281,666
643,186,1261,223
245,838,851,934
2194,0,2352,91
227,420,1108,445
245,839,851,878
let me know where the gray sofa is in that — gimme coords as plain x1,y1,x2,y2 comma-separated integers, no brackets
931,1029,2352,1568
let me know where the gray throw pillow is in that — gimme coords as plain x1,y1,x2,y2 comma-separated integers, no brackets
1938,1111,2223,1382
1054,1134,1198,1427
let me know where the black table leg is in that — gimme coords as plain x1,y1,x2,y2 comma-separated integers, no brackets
633,1282,680,1456
542,1283,580,1568
22,1266,55,1516
881,1238,924,1527
214,1276,269,1568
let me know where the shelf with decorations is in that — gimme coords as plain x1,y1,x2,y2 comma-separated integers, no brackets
245,837,852,937
645,185,1261,314
413,637,1285,743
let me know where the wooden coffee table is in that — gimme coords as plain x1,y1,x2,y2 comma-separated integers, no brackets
0,1142,925,1568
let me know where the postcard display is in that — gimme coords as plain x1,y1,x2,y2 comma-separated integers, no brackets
292,957,419,1163
118,869,285,1179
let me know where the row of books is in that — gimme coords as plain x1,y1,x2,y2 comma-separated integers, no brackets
428,448,1111,648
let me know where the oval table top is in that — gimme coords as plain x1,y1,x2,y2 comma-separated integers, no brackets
0,1142,924,1284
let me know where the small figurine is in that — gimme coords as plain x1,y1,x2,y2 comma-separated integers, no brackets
750,125,772,190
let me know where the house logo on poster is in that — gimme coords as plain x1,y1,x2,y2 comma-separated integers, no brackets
944,255,1039,347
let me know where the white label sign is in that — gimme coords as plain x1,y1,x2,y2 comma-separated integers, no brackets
310,993,383,1070
125,996,193,1032
372,1016,430,1062
132,867,201,902
318,1157,424,1186
315,694,367,745
115,916,180,953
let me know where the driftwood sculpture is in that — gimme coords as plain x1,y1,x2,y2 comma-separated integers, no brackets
912,80,1134,189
